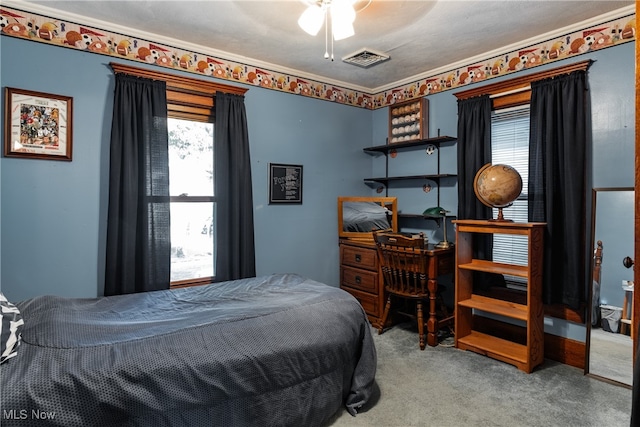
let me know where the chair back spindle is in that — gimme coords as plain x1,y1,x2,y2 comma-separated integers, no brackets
376,233,429,299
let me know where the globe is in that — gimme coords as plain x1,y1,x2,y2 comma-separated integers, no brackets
473,163,523,221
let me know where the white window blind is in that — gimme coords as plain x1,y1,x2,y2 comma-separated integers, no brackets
491,106,530,289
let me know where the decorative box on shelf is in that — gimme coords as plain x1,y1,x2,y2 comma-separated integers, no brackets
388,98,428,144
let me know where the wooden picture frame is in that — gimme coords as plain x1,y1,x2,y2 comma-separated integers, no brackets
268,163,303,204
4,87,73,161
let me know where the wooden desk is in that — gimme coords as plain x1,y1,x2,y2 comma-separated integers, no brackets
339,238,454,347
422,245,455,346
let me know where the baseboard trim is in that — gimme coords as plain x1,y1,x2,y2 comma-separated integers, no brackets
473,315,586,369
544,332,586,369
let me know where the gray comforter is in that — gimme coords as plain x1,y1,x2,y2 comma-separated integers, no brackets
0,274,376,426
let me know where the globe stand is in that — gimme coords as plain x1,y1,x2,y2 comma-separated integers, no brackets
490,205,514,222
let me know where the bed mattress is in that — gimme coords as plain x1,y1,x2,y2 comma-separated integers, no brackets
0,273,376,426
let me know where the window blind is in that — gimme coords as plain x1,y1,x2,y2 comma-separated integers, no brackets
491,106,530,289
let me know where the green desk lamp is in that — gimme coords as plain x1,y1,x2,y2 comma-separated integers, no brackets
423,206,453,249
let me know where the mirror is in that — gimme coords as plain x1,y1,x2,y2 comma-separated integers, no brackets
338,196,398,240
586,188,634,386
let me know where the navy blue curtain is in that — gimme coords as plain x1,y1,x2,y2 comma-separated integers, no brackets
457,95,498,290
457,95,493,256
528,70,588,309
457,95,493,223
214,92,256,281
105,74,171,296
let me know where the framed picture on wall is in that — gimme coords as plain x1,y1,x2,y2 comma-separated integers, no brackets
268,163,303,204
4,87,73,161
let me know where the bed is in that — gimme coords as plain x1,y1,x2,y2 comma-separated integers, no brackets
0,273,376,426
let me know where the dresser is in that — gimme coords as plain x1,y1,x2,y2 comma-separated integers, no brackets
339,237,454,345
339,239,384,326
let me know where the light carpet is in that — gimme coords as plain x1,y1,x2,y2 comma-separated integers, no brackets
329,323,632,427
589,327,633,386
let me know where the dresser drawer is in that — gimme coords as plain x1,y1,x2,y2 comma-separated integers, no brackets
342,286,379,318
341,265,378,294
341,245,378,271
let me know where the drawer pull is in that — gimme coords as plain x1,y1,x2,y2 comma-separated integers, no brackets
355,275,361,284
355,254,361,263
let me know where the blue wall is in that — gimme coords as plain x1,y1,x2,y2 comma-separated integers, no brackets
246,87,372,286
369,42,636,341
0,34,635,344
0,35,371,301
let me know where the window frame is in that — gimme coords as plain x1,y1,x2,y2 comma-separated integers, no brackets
168,118,215,288
110,63,247,288
454,59,592,323
490,106,530,290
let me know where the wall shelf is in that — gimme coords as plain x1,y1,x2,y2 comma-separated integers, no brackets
363,135,457,213
363,136,458,226
363,136,457,154
363,173,457,184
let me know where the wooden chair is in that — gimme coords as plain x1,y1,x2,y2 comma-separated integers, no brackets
374,232,449,350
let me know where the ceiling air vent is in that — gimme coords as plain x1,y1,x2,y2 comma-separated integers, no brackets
342,48,390,68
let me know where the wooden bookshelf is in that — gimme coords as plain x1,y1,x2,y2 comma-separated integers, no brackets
453,220,546,373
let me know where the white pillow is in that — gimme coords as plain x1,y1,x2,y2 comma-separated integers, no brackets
0,292,24,363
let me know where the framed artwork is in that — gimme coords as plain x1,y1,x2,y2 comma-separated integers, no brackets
268,163,303,204
4,87,73,161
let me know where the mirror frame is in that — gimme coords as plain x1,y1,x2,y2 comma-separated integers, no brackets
584,187,635,387
338,196,398,240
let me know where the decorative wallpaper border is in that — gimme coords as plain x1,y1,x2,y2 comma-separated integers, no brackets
0,6,635,110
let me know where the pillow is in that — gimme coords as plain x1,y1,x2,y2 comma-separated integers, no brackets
0,292,24,364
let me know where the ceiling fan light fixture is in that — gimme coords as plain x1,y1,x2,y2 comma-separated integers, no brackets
331,21,354,41
330,3,355,40
298,0,364,59
298,4,325,36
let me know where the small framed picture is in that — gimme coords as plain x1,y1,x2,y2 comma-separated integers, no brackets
269,163,303,204
4,87,73,161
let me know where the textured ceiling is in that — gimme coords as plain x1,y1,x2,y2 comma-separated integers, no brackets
19,0,635,91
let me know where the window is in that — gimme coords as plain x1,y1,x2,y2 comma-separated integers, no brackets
168,118,215,284
109,62,247,288
454,59,591,322
491,106,530,290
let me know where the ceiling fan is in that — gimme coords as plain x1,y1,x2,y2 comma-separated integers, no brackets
297,0,372,60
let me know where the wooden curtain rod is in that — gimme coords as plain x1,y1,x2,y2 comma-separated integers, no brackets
109,62,248,96
489,85,531,98
454,59,593,100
